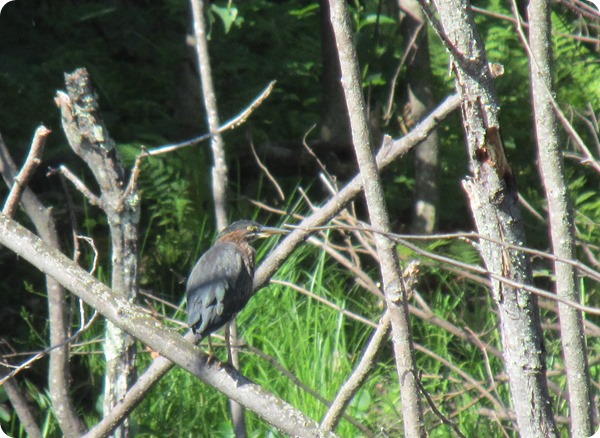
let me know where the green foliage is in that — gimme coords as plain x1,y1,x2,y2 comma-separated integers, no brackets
553,13,600,108
209,3,243,35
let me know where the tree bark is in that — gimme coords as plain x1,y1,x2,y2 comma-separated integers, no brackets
326,1,425,436
399,0,440,234
527,0,593,435
190,0,228,231
3,378,43,438
57,68,140,438
420,1,558,435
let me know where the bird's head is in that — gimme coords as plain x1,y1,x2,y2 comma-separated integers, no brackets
216,220,288,244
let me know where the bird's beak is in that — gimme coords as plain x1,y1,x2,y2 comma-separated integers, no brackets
257,226,289,238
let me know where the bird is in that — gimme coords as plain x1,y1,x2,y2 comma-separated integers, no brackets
186,220,288,357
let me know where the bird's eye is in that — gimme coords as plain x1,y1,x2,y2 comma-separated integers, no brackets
248,225,258,232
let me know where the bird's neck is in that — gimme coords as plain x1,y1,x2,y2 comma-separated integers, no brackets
217,236,256,274
242,243,256,274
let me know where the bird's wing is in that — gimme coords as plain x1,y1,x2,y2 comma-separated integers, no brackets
185,243,246,335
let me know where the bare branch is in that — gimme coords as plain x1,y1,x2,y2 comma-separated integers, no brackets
49,165,102,207
2,377,42,438
418,1,558,434
189,0,244,431
146,80,276,157
509,2,600,175
301,124,338,191
190,0,227,230
250,139,285,201
2,126,51,217
471,4,600,45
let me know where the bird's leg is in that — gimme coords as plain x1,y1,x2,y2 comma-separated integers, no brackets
206,335,217,364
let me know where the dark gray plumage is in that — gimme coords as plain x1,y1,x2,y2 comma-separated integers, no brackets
186,220,287,340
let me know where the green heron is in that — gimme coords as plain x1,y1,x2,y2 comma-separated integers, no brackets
186,220,287,351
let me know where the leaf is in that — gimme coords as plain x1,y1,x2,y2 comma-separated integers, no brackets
210,4,240,34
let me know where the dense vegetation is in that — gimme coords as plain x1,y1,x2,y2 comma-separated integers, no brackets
1,0,599,436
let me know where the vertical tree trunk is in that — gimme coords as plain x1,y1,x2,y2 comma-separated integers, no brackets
190,0,228,231
398,0,440,234
326,1,425,436
189,1,247,435
422,1,558,435
527,0,593,435
58,69,140,438
104,214,138,438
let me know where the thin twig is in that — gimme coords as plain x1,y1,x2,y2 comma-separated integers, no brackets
291,223,600,314
573,106,600,157
309,240,382,298
249,138,285,201
3,126,51,217
119,147,147,208
397,235,600,315
146,81,276,157
464,326,508,418
50,165,102,207
518,193,545,223
301,124,338,191
76,235,99,275
471,4,600,44
411,369,467,438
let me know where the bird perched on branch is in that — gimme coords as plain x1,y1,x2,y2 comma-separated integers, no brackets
186,220,287,355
